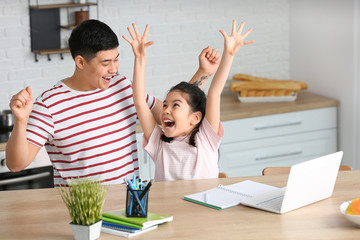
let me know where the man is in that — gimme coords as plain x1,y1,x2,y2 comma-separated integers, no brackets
6,20,220,186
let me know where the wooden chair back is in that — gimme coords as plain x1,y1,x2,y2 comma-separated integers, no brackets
218,172,228,178
262,165,352,176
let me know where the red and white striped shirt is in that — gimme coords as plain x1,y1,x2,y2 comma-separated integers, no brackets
26,75,156,186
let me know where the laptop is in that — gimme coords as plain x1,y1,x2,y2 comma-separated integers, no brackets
241,151,343,214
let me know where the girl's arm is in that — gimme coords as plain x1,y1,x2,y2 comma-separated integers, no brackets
206,20,254,134
123,24,156,141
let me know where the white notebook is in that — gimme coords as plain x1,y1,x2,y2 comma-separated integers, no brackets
183,180,279,210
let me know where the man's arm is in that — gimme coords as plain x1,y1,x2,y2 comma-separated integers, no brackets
189,46,221,89
151,46,221,124
6,87,40,171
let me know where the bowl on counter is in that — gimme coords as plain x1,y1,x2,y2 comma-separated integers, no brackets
1,110,14,128
340,201,360,227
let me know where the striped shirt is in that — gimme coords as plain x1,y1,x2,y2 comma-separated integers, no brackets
26,75,156,186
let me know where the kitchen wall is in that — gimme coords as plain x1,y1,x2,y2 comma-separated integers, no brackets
1,0,359,168
0,0,290,107
289,0,360,168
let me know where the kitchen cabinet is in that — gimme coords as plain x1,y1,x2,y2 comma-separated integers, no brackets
218,107,337,177
28,0,98,62
136,92,339,179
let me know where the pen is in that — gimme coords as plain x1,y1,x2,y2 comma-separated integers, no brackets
124,178,134,215
139,181,152,200
132,174,136,186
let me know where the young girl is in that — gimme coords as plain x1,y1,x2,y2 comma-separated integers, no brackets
123,20,254,181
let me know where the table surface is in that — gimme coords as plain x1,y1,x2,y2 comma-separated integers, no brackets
0,170,359,240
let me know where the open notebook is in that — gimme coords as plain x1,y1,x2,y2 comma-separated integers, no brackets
183,180,279,210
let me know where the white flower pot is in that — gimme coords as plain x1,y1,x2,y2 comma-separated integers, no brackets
70,220,102,240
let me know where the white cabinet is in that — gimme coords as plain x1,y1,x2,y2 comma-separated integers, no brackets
219,107,337,177
136,133,155,179
136,107,337,178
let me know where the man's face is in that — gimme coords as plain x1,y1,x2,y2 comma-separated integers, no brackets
82,48,119,91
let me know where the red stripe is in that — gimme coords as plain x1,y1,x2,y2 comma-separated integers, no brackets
50,137,136,159
55,108,136,136
56,121,136,148
27,138,43,147
34,102,47,108
27,123,54,139
41,84,64,98
29,115,53,129
31,110,52,119
108,75,126,88
53,94,133,125
55,149,137,172
102,167,139,183
42,90,71,102
149,96,155,110
48,77,127,110
27,129,48,140
53,167,139,187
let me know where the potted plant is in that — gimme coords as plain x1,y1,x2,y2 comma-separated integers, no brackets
58,178,108,240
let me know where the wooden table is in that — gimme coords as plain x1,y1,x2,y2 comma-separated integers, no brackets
0,171,359,239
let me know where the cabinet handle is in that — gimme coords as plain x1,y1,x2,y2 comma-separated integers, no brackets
254,120,302,130
255,150,303,161
0,172,50,186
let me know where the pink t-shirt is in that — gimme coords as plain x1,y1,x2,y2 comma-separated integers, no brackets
142,117,224,181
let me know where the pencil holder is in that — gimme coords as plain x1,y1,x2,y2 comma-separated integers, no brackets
125,186,149,218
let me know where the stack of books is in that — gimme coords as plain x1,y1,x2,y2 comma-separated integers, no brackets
101,209,173,238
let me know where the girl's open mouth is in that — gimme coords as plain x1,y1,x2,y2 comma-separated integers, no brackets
164,119,175,128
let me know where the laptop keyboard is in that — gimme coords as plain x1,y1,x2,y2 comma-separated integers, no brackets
256,195,284,211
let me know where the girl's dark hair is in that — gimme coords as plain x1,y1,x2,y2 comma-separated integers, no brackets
68,19,119,61
160,82,206,147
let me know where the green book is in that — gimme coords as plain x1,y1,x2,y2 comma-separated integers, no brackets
101,209,173,229
101,216,144,229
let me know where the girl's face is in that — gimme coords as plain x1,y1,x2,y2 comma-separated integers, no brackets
160,90,201,138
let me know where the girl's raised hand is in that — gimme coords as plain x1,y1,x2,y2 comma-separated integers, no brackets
122,23,154,57
219,19,254,56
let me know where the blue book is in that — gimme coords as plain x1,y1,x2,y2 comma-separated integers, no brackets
102,221,141,233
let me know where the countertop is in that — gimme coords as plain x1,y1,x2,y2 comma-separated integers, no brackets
0,91,339,151
219,91,339,121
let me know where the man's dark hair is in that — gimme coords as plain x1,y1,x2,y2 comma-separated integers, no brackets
68,19,119,61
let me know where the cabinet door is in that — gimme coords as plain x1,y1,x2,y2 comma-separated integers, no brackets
219,129,337,177
135,133,155,179
221,107,336,144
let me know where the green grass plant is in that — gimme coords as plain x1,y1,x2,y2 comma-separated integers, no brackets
58,178,108,226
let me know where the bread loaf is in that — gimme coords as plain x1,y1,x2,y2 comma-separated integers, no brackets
232,73,308,90
229,81,302,92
